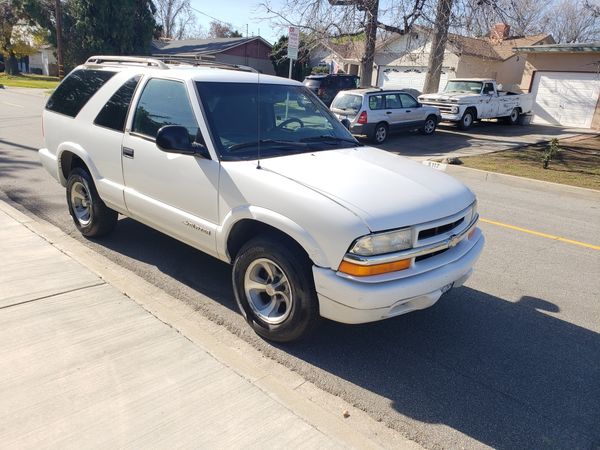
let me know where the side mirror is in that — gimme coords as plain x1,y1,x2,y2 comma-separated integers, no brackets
156,125,209,158
340,118,351,129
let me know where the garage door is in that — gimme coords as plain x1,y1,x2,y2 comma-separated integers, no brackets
379,66,448,93
531,72,600,128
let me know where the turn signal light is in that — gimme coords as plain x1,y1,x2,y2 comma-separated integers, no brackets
357,111,368,124
338,259,411,277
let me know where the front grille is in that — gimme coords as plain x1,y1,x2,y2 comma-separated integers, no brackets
422,102,455,113
418,217,464,240
415,248,448,262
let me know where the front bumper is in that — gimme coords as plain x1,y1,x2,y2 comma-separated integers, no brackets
313,230,484,324
440,112,463,122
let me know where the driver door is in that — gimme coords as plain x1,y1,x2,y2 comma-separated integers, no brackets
121,77,220,256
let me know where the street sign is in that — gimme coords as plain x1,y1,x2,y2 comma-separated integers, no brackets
287,26,299,60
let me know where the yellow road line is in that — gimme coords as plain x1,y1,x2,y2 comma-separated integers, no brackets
480,218,600,251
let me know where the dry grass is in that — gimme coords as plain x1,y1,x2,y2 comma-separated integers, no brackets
0,73,60,89
460,135,600,190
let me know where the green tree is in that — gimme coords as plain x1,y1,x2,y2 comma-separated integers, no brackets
19,0,156,72
270,35,310,81
0,1,37,75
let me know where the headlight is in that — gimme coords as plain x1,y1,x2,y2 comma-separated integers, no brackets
451,106,459,114
349,228,412,256
465,200,478,223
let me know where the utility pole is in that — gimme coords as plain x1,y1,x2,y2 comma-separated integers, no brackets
55,0,64,79
422,0,453,94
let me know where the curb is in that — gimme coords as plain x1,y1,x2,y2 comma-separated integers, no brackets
0,196,422,450
445,164,600,195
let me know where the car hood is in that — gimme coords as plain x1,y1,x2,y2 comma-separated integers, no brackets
259,147,475,232
420,92,481,104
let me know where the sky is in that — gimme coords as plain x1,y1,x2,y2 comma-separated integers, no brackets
189,0,286,44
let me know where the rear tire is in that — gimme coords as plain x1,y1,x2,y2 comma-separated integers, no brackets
66,167,117,237
504,108,519,125
370,122,388,144
232,235,319,343
420,115,438,135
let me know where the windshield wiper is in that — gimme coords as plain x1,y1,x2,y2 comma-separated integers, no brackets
228,139,310,152
300,135,360,146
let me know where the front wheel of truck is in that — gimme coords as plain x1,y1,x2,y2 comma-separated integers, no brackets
232,235,319,343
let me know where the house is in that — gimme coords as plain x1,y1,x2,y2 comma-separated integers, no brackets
151,37,275,75
514,42,600,129
28,45,57,76
374,24,553,92
309,24,553,93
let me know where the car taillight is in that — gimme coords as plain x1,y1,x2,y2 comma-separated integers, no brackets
358,111,368,124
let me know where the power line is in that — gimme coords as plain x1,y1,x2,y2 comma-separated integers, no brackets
188,6,230,25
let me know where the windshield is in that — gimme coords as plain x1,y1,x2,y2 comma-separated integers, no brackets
331,94,362,113
195,82,358,160
444,81,483,94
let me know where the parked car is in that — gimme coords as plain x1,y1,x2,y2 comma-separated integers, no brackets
303,74,359,106
39,55,484,342
418,78,534,130
331,88,442,143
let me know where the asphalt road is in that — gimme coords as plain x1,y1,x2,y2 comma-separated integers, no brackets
2,87,599,450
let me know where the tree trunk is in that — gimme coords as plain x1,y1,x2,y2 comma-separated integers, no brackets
422,0,453,94
6,53,20,76
359,0,378,87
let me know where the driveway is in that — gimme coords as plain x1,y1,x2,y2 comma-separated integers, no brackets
372,121,597,160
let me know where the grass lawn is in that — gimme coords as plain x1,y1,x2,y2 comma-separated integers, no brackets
0,73,60,89
459,135,600,191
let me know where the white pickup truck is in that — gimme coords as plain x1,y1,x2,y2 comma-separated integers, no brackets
419,78,533,130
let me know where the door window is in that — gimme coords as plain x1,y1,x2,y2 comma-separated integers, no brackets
384,94,402,109
132,78,199,139
399,93,418,108
483,83,495,94
94,76,141,132
368,95,384,110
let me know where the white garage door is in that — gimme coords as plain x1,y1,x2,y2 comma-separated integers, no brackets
531,72,600,128
379,66,448,93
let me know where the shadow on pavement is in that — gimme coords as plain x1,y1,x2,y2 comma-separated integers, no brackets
92,217,599,450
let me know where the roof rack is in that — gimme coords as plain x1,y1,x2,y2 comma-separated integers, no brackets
85,55,169,70
154,56,258,73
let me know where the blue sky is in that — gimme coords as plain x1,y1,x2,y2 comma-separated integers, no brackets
189,0,285,43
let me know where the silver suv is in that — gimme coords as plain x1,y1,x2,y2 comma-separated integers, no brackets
331,88,441,144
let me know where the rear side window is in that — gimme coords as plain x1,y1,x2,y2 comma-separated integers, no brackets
132,78,199,139
368,95,384,110
46,69,116,117
94,76,141,132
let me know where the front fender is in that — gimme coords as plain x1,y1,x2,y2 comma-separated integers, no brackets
217,205,330,268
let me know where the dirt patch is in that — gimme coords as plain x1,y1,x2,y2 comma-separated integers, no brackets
459,135,600,190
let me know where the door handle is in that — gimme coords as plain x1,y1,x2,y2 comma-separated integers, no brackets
122,147,135,158
405,110,412,113
386,111,392,114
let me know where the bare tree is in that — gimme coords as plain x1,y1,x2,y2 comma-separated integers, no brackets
260,0,426,87
422,0,452,93
207,21,243,38
154,0,196,39
545,0,600,43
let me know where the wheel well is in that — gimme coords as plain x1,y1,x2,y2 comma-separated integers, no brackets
426,114,438,122
226,219,310,263
60,151,87,180
465,107,477,119
376,121,388,129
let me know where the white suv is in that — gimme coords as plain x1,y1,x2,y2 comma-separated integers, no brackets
39,56,484,342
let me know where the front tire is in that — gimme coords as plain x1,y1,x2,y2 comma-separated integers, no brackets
420,115,438,135
232,235,319,343
458,109,475,130
66,167,117,237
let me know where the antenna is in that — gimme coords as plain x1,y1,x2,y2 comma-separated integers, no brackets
256,71,261,170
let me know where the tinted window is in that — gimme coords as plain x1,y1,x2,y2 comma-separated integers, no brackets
94,76,141,132
399,93,418,108
46,69,116,117
369,95,384,110
132,78,199,139
385,94,402,109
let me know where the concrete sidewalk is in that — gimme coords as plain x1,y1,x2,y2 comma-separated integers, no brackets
0,201,417,449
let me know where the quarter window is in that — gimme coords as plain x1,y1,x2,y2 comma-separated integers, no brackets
132,78,199,139
94,76,141,132
46,69,116,117
399,93,418,108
